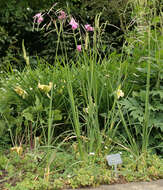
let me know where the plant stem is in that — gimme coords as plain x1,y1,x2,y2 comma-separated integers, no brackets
142,25,151,154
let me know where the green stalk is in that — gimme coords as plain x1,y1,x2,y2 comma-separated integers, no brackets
47,82,54,147
142,26,151,154
66,67,84,159
54,20,62,63
117,102,139,157
47,64,58,147
47,21,63,147
3,116,14,146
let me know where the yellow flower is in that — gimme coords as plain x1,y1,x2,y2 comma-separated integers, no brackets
10,146,23,156
105,74,110,78
14,86,28,99
38,82,53,94
83,107,89,113
117,89,124,99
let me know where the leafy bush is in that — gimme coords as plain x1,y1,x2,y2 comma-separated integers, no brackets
0,50,129,148
0,65,65,146
119,88,163,154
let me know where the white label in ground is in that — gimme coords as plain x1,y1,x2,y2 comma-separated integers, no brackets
106,153,122,166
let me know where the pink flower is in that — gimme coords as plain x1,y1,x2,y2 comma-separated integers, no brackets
33,13,44,24
37,16,44,23
77,45,82,52
34,13,42,19
85,24,94,31
69,18,78,30
58,10,67,20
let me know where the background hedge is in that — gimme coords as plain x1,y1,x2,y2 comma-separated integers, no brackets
0,0,131,71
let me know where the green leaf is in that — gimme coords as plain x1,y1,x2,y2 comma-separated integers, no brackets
152,16,160,25
34,96,43,112
22,112,34,122
52,109,62,121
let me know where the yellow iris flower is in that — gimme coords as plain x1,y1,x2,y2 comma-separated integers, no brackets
10,146,23,156
14,86,28,99
38,82,53,93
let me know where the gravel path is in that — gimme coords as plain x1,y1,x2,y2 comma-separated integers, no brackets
65,179,163,190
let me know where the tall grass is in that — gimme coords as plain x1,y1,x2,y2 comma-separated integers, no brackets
114,0,163,160
64,56,127,158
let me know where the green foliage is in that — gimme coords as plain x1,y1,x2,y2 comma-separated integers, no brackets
120,88,163,154
0,150,162,189
115,0,163,156
0,65,64,146
0,1,33,71
0,52,124,147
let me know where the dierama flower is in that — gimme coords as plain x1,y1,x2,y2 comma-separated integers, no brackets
69,18,78,30
34,13,41,19
58,10,67,20
77,45,82,52
85,24,94,31
33,13,44,24
37,16,44,24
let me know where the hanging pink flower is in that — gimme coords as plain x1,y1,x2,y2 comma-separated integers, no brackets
34,13,42,18
69,18,78,30
58,10,67,20
77,45,82,52
33,13,44,24
37,16,44,23
85,24,94,31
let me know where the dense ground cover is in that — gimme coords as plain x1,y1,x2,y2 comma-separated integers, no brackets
0,0,163,189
